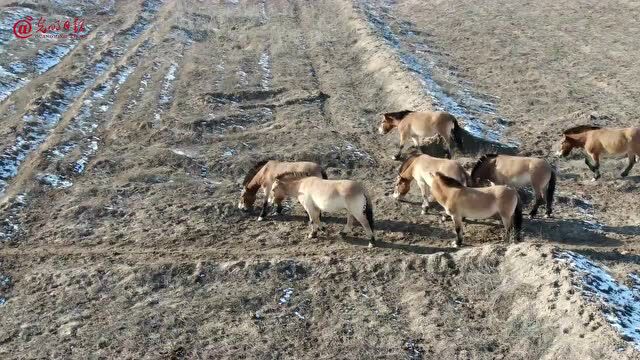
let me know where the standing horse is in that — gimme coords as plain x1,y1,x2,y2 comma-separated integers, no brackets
556,125,640,180
393,152,470,215
470,154,556,218
238,160,327,220
270,173,376,248
426,172,522,248
378,110,464,160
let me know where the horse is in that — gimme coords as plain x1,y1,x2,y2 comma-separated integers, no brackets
238,160,327,220
426,172,522,248
270,172,376,248
393,152,470,215
470,154,556,218
556,125,640,180
378,110,464,160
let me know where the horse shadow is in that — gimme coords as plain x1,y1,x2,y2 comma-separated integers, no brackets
274,213,449,238
524,217,623,247
600,224,640,237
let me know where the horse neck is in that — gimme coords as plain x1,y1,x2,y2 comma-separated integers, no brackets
401,161,416,180
245,171,264,192
566,132,588,147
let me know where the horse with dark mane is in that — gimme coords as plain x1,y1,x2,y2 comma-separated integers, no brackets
426,172,522,248
378,110,464,160
470,154,556,218
270,172,376,248
556,125,640,180
238,160,327,220
393,151,469,215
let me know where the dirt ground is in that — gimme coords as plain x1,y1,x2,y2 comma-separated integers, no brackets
0,0,639,358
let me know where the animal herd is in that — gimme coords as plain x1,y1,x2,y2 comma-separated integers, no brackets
238,110,640,248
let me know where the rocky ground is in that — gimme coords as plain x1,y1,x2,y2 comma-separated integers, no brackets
0,0,639,358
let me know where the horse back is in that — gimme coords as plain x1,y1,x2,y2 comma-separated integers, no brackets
416,156,467,184
494,155,551,185
406,111,455,136
269,161,322,183
589,128,637,154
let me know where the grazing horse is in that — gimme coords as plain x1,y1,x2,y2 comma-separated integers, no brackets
378,110,464,160
270,173,376,248
556,125,640,180
238,160,327,220
470,154,556,218
426,172,522,248
393,152,470,215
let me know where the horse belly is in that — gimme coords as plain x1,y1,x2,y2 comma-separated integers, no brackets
460,205,498,220
509,173,531,186
314,195,347,213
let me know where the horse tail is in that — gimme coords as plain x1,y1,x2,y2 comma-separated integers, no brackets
513,195,523,242
364,194,374,232
450,116,464,152
320,168,328,179
546,170,556,216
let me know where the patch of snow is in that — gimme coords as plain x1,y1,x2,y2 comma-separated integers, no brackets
34,45,73,74
279,288,294,305
556,251,640,349
259,51,272,90
37,173,73,188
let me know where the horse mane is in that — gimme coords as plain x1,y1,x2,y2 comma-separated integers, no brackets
563,125,601,135
384,110,414,120
470,154,498,178
435,172,465,188
242,160,270,187
398,151,421,176
275,171,314,181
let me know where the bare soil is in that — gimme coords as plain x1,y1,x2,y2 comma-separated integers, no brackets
0,0,639,359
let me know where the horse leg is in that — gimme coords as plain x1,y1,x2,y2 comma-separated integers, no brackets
500,213,514,243
416,180,430,215
585,152,601,180
305,203,321,239
529,188,543,219
393,131,408,160
451,215,463,248
351,200,375,248
340,214,355,237
257,184,271,221
621,153,636,177
275,200,283,214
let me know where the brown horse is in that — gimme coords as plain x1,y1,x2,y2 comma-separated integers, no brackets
426,172,522,248
378,110,464,160
393,152,470,215
470,154,556,218
556,125,640,180
238,160,327,220
270,173,375,248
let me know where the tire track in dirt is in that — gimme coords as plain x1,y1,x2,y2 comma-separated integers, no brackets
0,0,167,241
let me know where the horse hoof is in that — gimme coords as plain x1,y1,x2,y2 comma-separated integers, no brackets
544,214,552,219
392,155,400,161
621,173,629,178
257,216,264,221
421,209,427,215
308,233,317,239
591,177,597,182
